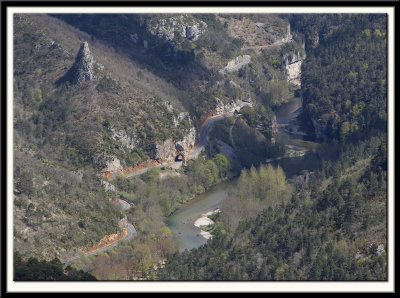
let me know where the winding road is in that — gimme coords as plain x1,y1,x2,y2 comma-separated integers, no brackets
63,222,137,264
123,112,236,179
62,112,236,264
191,112,235,158
62,199,136,264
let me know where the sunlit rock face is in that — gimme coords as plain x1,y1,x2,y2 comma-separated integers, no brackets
155,119,196,163
219,55,251,75
215,98,253,115
284,51,306,87
147,15,207,55
149,15,208,42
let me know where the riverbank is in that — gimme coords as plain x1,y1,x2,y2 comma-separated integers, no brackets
167,180,233,251
194,209,221,240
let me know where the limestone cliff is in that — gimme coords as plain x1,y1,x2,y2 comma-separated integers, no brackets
155,111,196,163
110,128,138,150
219,55,251,75
71,42,94,84
147,15,207,54
214,97,253,115
104,157,123,173
148,15,207,42
155,125,196,163
284,50,306,87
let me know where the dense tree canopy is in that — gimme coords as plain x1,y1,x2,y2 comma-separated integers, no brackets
156,134,387,280
299,14,387,141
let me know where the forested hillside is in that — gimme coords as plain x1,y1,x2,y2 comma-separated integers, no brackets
13,13,293,277
13,13,194,261
297,14,387,141
13,12,388,282
156,134,387,280
155,14,388,281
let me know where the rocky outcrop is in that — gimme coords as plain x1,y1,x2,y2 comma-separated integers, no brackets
155,139,176,162
149,15,207,42
185,22,208,40
100,179,116,192
71,42,94,84
355,243,385,260
175,126,196,154
147,15,207,55
155,126,196,164
283,23,293,43
215,97,253,115
219,55,251,75
110,128,138,150
284,51,306,87
285,61,302,87
173,112,190,127
118,216,128,229
104,157,123,173
306,31,320,49
155,111,196,164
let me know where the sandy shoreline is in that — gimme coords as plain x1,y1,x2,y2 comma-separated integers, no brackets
194,209,220,240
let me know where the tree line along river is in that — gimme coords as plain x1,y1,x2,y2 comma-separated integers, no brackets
167,96,322,251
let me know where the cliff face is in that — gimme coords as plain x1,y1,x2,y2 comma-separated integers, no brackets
104,157,123,173
110,128,138,150
176,126,196,154
71,42,94,84
155,139,176,162
215,97,253,115
155,125,196,163
148,15,208,41
147,15,207,54
284,50,306,87
219,55,251,75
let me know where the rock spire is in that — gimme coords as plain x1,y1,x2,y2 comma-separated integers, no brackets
71,42,94,84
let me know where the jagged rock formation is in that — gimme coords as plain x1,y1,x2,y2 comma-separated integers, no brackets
355,243,385,260
155,126,196,164
219,55,251,75
149,15,208,42
110,128,138,150
100,179,116,192
173,112,190,127
155,112,196,164
284,45,306,87
283,23,293,43
104,157,123,173
155,139,176,162
215,97,253,115
175,126,196,156
147,15,207,54
71,42,94,84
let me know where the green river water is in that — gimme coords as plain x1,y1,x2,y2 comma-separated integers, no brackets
168,97,321,251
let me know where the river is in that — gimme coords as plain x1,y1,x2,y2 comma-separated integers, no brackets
167,181,234,251
167,97,321,251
